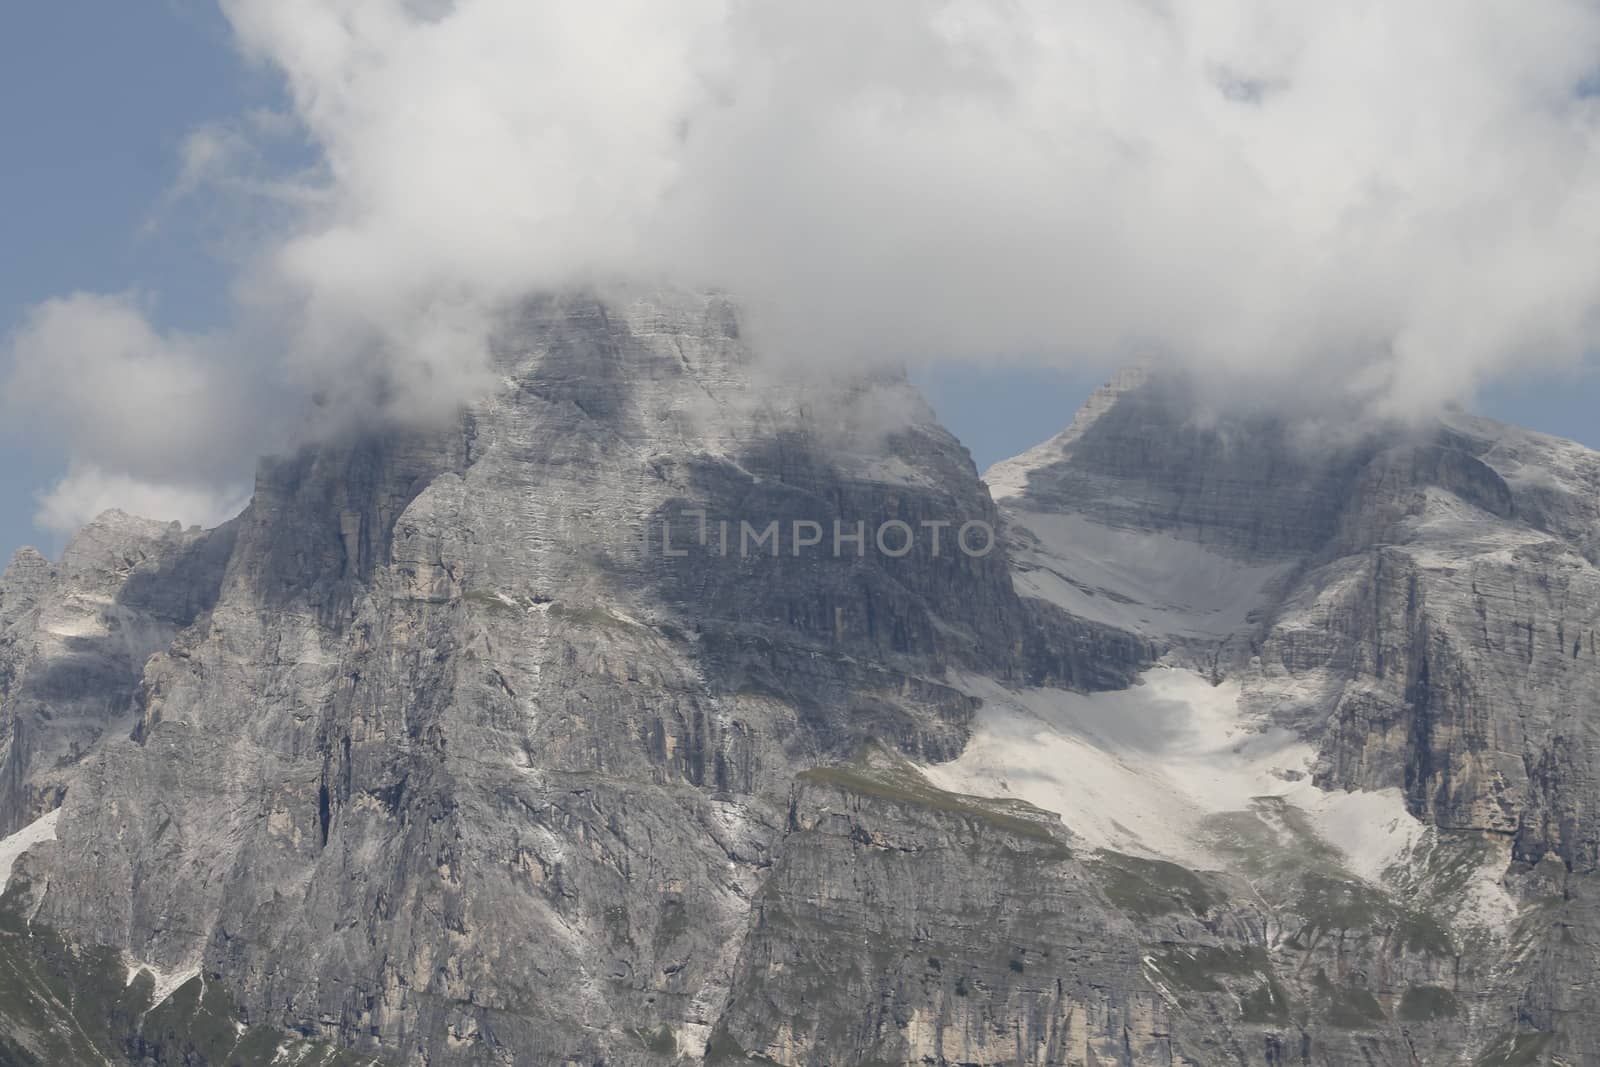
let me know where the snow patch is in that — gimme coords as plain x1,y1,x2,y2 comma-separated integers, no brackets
920,668,1515,930
1294,786,1419,885
922,670,1311,867
0,808,60,894
38,594,115,639
841,454,935,489
1003,513,1292,640
123,957,202,1009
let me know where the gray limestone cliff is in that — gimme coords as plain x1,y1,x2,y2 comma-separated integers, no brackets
0,304,1595,1066
984,371,1600,1066
0,513,234,835
0,292,1143,1066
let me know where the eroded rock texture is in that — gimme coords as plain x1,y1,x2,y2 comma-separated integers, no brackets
990,371,1600,1065
1,301,1595,1065
1,292,1144,1065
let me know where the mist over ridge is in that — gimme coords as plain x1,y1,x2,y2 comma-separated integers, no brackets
8,0,1600,536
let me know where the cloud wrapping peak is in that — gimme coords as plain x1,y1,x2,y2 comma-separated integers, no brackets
9,0,1600,531
224,0,1600,411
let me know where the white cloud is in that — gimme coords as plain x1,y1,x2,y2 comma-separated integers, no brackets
34,464,249,537
215,0,1600,417
3,293,282,484
12,0,1600,533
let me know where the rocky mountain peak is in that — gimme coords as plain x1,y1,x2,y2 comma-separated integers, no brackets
984,365,1151,502
1,327,1597,1065
0,546,53,618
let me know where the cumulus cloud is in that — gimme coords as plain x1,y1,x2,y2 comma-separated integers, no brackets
11,0,1600,531
2,295,288,532
34,464,250,537
220,0,1600,412
3,293,276,484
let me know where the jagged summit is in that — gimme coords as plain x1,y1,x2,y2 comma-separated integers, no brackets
984,365,1151,502
990,368,1600,558
985,369,1600,650
1,544,49,573
0,545,52,605
0,291,1147,1065
951,370,1600,1061
1,318,1596,1064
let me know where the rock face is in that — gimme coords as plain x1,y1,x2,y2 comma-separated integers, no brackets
0,302,1595,1066
0,292,1145,1066
0,512,234,835
984,372,1600,1065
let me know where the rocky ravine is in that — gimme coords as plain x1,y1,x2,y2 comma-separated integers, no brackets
0,297,1594,1065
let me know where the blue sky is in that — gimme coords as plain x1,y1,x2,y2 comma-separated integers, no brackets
4,4,1600,566
0,2,274,562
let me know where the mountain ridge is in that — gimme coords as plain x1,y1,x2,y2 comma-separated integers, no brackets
0,296,1596,1064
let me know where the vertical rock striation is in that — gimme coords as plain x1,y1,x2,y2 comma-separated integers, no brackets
1,292,1145,1065
4,309,1598,1064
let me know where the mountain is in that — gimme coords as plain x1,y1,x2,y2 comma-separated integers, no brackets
0,293,1595,1065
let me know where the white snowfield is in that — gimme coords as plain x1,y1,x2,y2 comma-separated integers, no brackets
920,668,1516,930
957,377,1546,938
0,808,59,895
1004,512,1293,640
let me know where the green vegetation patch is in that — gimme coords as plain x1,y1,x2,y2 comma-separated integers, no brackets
1144,944,1268,992
1090,851,1216,918
1312,971,1387,1030
1207,798,1460,958
549,601,644,632
1295,872,1383,930
798,744,1068,850
705,1029,753,1063
634,1025,677,1055
1474,1032,1555,1066
1240,979,1293,1025
1399,985,1460,1022
0,873,387,1066
1283,872,1453,956
1396,909,1455,957
1382,830,1503,929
